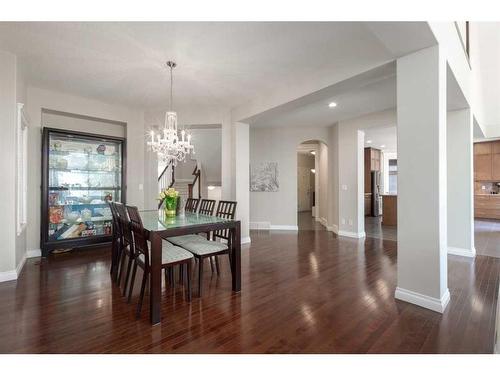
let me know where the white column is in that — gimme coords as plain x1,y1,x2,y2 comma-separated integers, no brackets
234,122,250,243
327,124,339,233
221,112,233,200
395,45,450,313
337,124,365,238
447,109,475,257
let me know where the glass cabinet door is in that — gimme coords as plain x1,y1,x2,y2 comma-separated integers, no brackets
46,132,123,242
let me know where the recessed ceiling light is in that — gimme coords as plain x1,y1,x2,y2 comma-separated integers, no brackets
207,185,216,190
311,169,316,174
366,140,372,144
380,145,386,148
310,151,316,155
328,102,337,108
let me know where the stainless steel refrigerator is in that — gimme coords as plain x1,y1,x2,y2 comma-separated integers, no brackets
371,171,381,217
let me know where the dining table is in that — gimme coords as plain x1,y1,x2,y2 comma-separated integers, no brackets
139,209,241,325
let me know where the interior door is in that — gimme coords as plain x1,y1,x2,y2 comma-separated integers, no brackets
297,166,311,212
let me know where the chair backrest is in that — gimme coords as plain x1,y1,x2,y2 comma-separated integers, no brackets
108,202,121,238
185,197,200,213
114,202,133,246
214,200,237,242
198,199,216,216
126,205,150,267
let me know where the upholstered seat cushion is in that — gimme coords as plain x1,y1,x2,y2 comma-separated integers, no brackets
168,235,228,256
168,234,208,246
139,241,193,264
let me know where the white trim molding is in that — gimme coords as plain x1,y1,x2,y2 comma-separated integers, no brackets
249,222,298,231
241,237,251,244
327,224,338,233
270,225,298,231
0,269,18,283
448,246,476,258
395,287,451,313
338,230,366,239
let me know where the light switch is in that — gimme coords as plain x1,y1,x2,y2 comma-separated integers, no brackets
139,184,143,191
342,184,348,191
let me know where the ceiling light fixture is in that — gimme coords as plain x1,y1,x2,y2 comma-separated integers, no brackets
366,140,372,144
328,102,337,108
311,169,316,174
380,145,386,148
207,185,216,191
147,61,194,166
310,151,316,155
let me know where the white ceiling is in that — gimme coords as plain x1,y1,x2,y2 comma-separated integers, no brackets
249,73,396,128
364,126,397,153
0,22,404,111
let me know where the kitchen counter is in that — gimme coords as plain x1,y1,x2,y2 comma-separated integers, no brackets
382,195,397,226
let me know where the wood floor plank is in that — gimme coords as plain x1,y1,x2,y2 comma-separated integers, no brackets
0,225,498,353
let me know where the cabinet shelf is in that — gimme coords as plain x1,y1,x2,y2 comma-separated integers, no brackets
49,186,121,191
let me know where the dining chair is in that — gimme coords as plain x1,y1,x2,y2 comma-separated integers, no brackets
108,201,122,280
126,205,193,318
185,197,200,213
168,200,237,296
114,202,135,295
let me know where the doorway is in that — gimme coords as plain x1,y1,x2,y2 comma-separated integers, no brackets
297,140,327,230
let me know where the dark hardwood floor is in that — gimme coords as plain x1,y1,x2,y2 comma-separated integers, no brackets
0,226,498,353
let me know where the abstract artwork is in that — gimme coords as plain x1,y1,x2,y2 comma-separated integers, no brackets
250,162,279,192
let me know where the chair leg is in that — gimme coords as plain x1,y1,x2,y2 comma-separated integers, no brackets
179,264,184,283
127,261,138,303
198,257,204,297
210,257,215,273
136,272,148,319
117,246,126,284
122,252,134,297
170,266,176,288
186,261,192,302
215,256,221,276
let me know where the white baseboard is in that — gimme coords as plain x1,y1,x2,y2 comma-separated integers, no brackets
241,236,251,244
448,246,476,258
27,249,41,258
319,217,327,226
327,224,339,233
338,230,366,239
249,221,271,230
270,225,298,231
395,287,450,313
0,269,18,283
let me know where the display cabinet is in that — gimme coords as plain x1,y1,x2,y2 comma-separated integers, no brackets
41,128,126,256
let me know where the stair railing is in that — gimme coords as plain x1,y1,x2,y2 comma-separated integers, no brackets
188,162,201,199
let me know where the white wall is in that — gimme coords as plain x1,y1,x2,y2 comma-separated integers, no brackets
25,87,145,255
42,111,126,138
0,51,18,275
447,109,475,257
249,126,330,229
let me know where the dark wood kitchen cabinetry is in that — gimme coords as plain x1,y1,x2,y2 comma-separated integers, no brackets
364,147,381,216
474,140,500,219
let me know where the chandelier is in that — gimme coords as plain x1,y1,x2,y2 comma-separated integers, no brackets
147,61,194,166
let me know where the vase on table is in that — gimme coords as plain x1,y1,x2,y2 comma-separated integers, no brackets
159,187,179,218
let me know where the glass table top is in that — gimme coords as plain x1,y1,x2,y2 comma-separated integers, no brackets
139,210,233,232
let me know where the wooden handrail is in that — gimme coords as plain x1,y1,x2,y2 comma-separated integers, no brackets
188,164,201,199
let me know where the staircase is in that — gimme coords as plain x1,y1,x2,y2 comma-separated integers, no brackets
158,158,201,208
